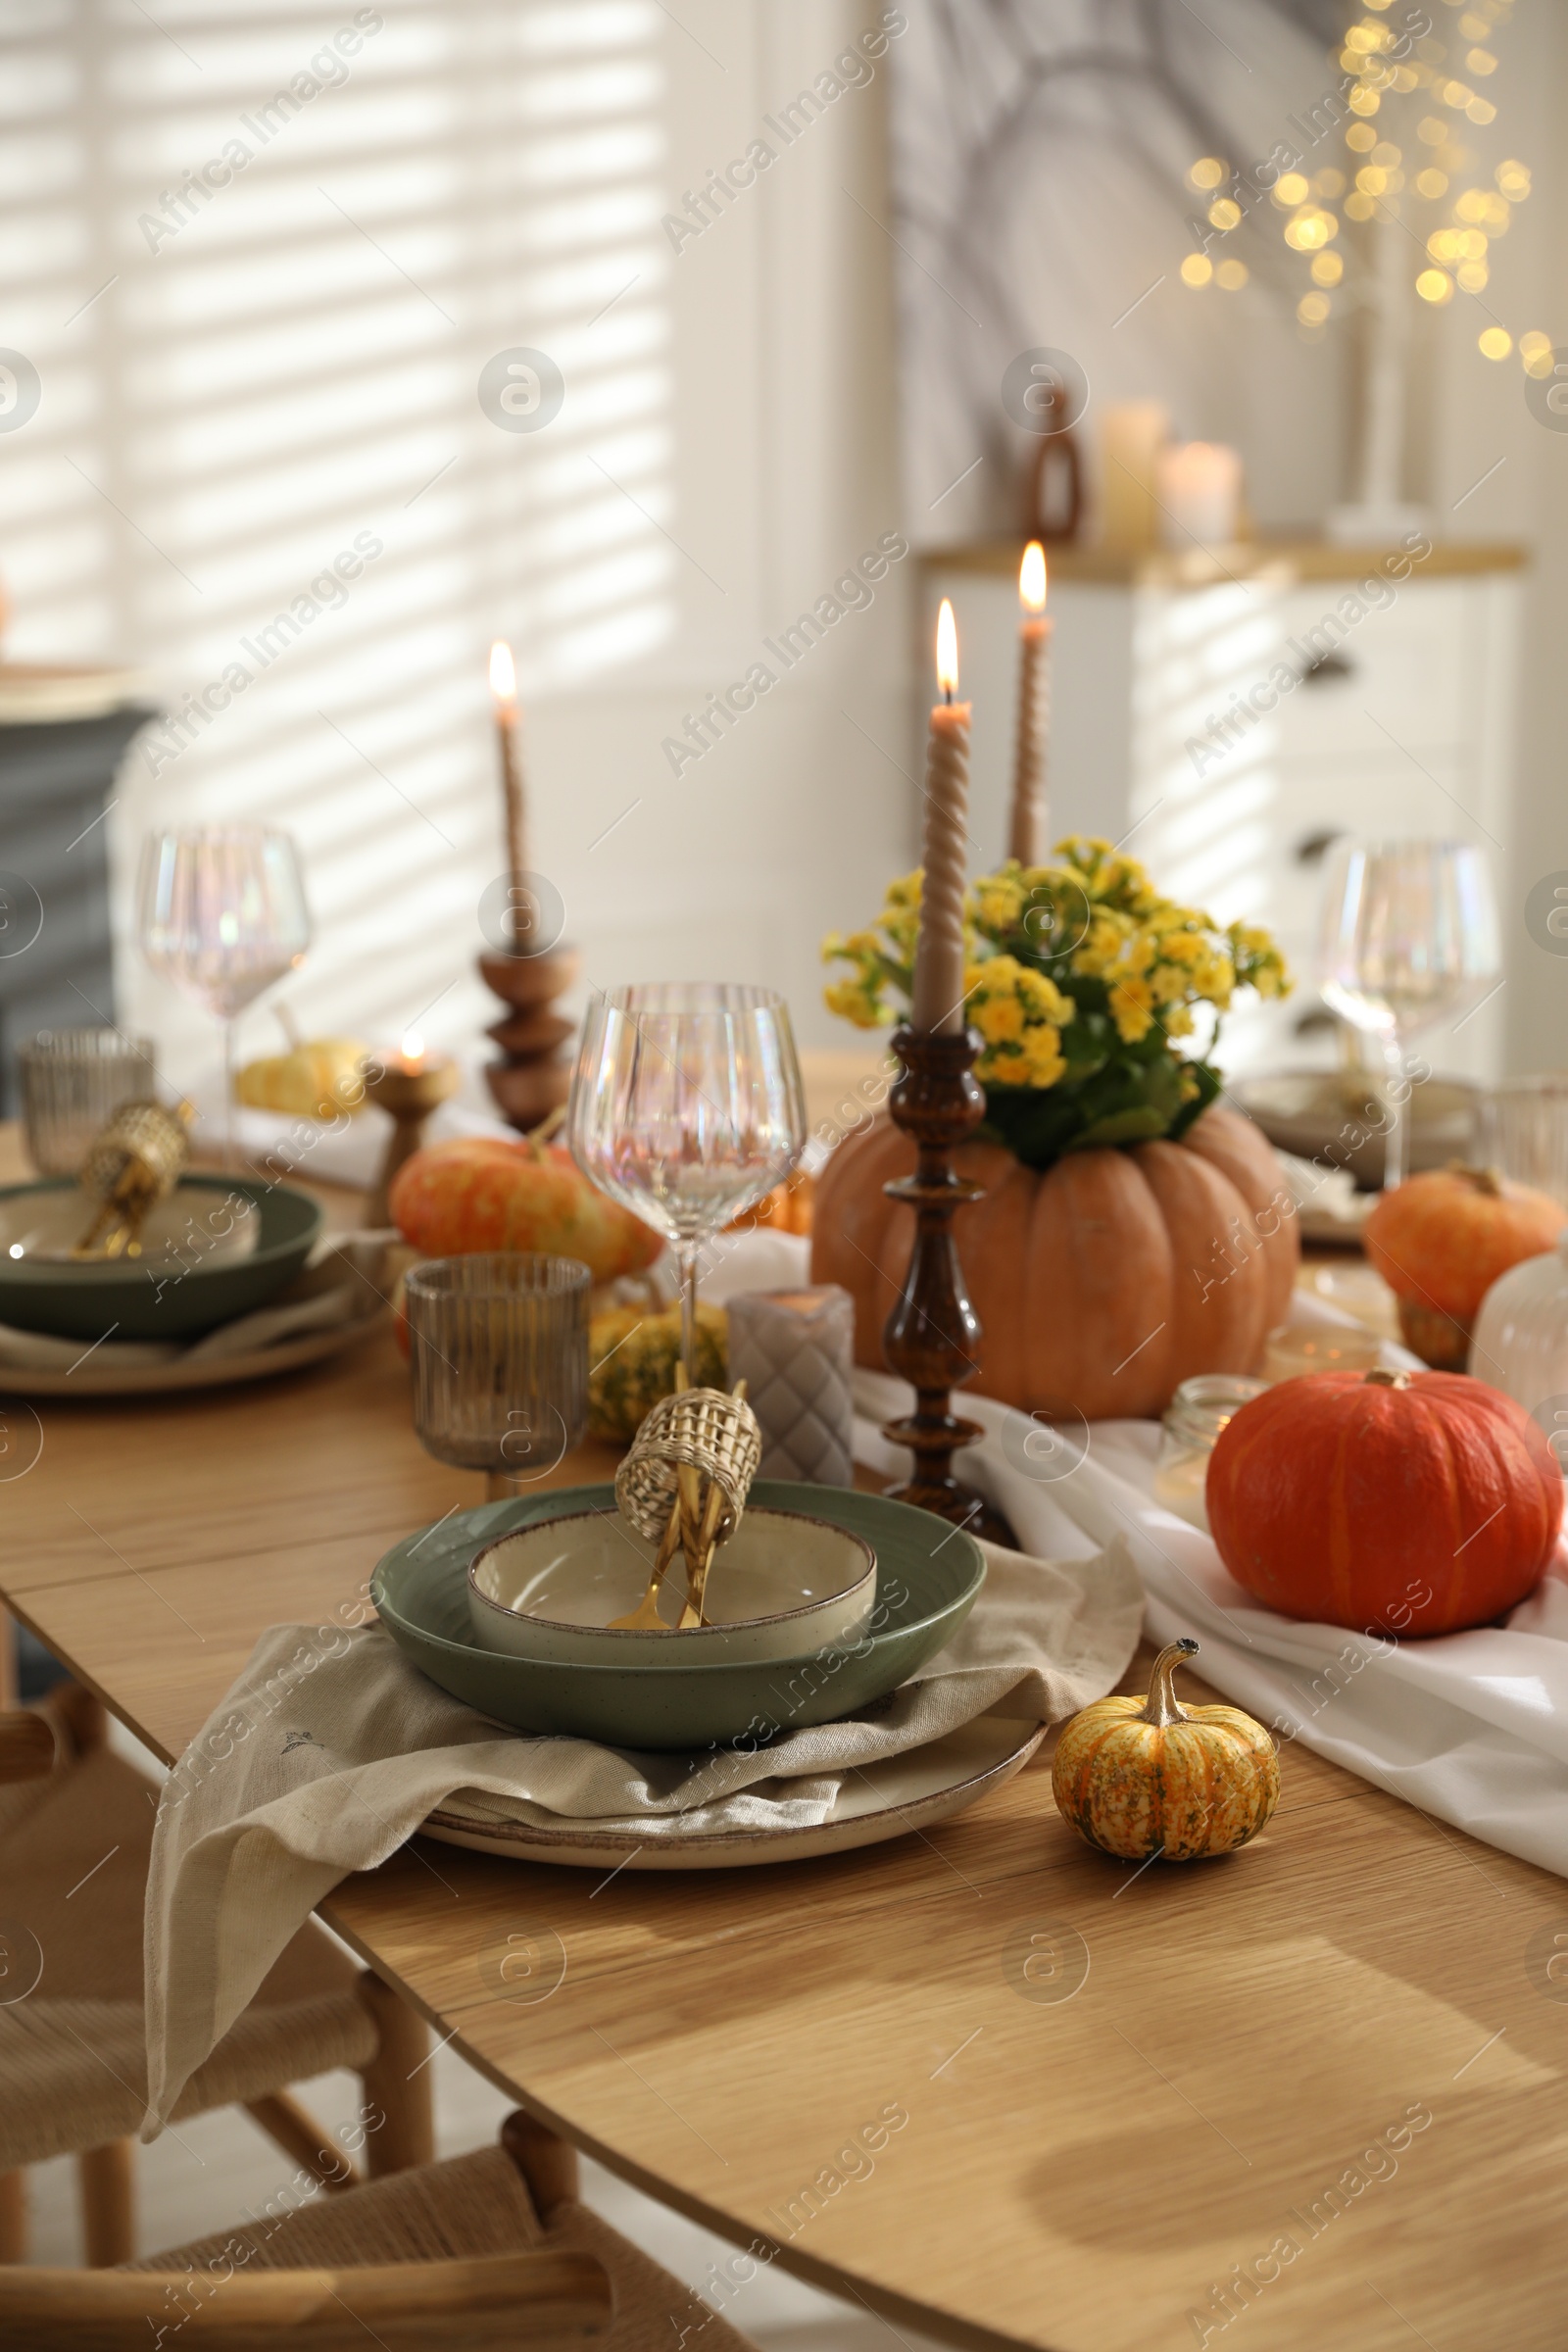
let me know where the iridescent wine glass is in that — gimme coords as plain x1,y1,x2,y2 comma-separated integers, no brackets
566,983,807,1374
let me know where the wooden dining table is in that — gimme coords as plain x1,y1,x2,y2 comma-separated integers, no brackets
2,1152,1564,2352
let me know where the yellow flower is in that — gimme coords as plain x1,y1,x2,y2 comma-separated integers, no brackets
1017,965,1075,1025
823,979,887,1028
1109,975,1156,1043
1159,931,1207,967
1150,961,1193,1006
974,878,1025,933
973,994,1025,1045
1071,910,1132,979
1021,1023,1065,1086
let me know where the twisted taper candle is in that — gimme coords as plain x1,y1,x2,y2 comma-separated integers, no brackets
909,700,972,1035
1007,614,1052,867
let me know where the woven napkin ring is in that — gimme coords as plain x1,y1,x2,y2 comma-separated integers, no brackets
80,1099,189,1203
616,1386,763,1546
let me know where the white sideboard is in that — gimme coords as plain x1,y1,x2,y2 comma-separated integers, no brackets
917,541,1526,1085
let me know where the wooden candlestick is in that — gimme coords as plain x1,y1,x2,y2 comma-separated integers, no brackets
480,944,580,1131
363,1056,460,1226
879,1022,1015,1545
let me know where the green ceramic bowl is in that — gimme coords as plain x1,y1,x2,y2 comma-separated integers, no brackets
371,1481,986,1751
0,1177,323,1341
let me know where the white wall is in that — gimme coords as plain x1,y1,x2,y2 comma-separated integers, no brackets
8,0,1565,1094
1,0,911,1102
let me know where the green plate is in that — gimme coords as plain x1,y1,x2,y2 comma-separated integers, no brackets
371,1481,986,1752
0,1177,323,1340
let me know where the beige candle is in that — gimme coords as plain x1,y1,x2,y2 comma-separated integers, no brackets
909,598,971,1037
1098,400,1168,550
1007,540,1052,867
724,1286,856,1487
489,639,527,907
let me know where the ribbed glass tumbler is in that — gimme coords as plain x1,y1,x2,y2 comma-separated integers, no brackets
405,1253,591,1499
19,1028,157,1176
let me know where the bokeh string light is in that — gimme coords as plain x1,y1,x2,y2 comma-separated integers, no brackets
1179,0,1546,373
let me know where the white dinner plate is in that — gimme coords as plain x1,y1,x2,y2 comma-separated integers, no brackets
417,1711,1045,1871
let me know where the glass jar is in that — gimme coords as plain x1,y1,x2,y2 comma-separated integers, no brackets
1261,1321,1383,1383
1154,1374,1268,1532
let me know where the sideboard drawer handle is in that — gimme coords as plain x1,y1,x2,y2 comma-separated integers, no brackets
1295,828,1346,867
1298,650,1355,684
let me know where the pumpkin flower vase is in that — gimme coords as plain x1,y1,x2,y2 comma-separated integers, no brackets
1052,1639,1280,1861
816,842,1298,1420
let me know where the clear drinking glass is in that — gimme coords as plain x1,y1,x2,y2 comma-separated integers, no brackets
1316,839,1500,1190
18,1029,157,1175
405,1253,590,1499
1482,1077,1568,1209
137,827,312,1166
566,983,808,1375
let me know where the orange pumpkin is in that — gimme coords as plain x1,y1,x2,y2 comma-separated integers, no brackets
1206,1366,1564,1636
1365,1164,1564,1369
389,1137,662,1285
726,1170,814,1237
809,1103,1298,1420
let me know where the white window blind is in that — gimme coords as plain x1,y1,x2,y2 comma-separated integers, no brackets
2,0,673,1071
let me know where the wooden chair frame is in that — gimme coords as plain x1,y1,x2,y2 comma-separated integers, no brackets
0,1701,435,2266
0,2108,605,2348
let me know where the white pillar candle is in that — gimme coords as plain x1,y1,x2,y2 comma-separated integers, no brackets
724,1286,856,1487
1157,441,1244,549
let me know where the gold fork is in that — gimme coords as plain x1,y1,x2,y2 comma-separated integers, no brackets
608,1363,695,1632
679,1378,747,1630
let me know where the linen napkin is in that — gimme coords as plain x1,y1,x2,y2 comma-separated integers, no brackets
142,1534,1142,2140
0,1236,389,1371
851,1347,1568,1884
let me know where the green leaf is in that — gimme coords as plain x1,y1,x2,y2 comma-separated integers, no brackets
1069,1104,1171,1148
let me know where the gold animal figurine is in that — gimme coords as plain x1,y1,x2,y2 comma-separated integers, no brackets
73,1099,193,1261
611,1368,761,1631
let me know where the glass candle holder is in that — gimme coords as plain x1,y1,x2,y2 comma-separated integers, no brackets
19,1028,158,1176
1483,1076,1568,1211
405,1253,590,1499
1261,1322,1383,1384
1153,1374,1268,1532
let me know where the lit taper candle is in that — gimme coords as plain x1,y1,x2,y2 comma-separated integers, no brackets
1007,539,1051,867
909,598,971,1036
489,639,528,918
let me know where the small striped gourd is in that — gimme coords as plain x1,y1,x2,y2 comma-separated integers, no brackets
1051,1639,1279,1862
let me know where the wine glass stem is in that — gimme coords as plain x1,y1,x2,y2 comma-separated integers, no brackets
222,1016,238,1175
678,1241,699,1380
1382,1035,1406,1191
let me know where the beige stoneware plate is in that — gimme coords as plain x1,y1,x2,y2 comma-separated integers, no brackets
418,1711,1045,1871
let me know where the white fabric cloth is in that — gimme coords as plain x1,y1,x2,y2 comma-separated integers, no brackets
142,1536,1142,2140
850,1343,1568,1884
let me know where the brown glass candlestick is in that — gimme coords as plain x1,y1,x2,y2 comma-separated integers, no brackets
880,1023,1015,1545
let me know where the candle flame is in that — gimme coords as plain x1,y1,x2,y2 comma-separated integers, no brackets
1019,540,1048,613
935,599,959,698
400,1030,424,1063
488,639,516,704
